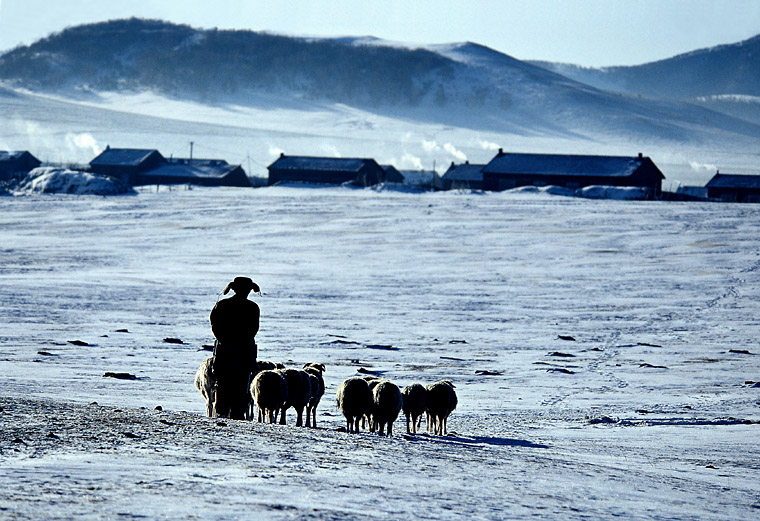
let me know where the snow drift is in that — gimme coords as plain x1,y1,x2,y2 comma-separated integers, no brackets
15,167,134,195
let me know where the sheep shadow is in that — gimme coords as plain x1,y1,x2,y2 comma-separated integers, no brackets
413,433,549,449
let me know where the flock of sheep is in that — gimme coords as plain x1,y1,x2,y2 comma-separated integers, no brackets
194,358,458,436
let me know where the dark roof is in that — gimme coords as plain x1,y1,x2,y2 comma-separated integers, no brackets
268,155,374,173
483,152,663,179
0,151,34,162
442,162,485,181
141,163,242,180
706,173,760,189
90,148,163,166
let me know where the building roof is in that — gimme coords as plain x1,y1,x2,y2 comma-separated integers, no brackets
0,151,35,162
268,155,374,173
140,162,242,180
442,162,485,181
483,152,662,179
90,148,163,167
706,173,760,190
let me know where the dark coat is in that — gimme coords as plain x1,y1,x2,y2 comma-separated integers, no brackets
210,295,260,373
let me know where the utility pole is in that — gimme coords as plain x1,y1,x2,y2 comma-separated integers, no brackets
189,141,194,161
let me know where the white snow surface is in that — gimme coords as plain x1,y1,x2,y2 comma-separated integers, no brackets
1,186,759,519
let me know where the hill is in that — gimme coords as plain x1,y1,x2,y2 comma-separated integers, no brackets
532,34,760,125
1,18,759,142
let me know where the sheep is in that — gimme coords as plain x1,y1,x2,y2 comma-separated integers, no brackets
401,383,427,434
336,377,373,433
250,370,288,423
425,380,458,435
256,360,285,371
303,363,326,428
247,360,286,419
279,368,312,426
361,376,383,431
194,357,216,417
372,380,403,436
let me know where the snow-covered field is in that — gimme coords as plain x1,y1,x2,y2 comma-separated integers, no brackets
1,186,758,519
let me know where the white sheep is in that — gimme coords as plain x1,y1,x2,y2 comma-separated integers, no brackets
303,363,326,428
401,383,427,434
425,380,458,435
194,357,215,417
336,377,373,433
279,368,312,426
372,380,403,436
250,369,288,423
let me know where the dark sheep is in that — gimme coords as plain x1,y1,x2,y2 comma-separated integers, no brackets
250,370,288,423
401,383,427,434
372,380,403,436
425,380,458,435
336,377,373,433
279,368,312,426
303,363,326,428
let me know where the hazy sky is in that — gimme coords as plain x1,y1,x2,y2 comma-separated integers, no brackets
1,0,759,66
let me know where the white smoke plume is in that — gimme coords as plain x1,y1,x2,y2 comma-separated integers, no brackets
443,143,467,162
66,133,101,157
479,140,501,151
689,161,717,172
268,145,285,157
400,152,424,170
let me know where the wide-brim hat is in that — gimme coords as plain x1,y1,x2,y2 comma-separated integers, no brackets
223,276,261,295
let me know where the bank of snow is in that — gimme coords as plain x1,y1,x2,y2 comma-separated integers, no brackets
14,167,134,195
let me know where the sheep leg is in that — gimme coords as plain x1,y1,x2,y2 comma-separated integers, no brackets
387,421,393,437
305,406,312,428
296,408,303,427
311,407,317,428
279,408,287,425
353,416,361,433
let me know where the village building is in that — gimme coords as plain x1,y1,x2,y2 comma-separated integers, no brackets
89,148,166,185
89,147,250,187
705,172,760,202
0,151,42,181
381,165,405,184
441,161,486,190
136,158,251,187
481,150,664,197
399,170,444,190
267,154,385,186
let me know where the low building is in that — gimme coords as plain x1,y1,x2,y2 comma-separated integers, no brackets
136,158,251,187
0,151,42,181
705,172,760,202
381,165,405,184
481,150,664,197
441,161,486,190
399,170,444,190
89,148,166,185
267,154,385,186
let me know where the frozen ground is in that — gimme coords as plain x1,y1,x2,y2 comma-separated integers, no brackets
1,186,759,519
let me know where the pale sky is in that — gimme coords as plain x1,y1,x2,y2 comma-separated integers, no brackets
1,0,759,66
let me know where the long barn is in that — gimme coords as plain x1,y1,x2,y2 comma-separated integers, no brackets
482,150,664,197
267,154,385,187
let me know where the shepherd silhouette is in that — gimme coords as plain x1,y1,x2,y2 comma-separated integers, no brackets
210,276,260,419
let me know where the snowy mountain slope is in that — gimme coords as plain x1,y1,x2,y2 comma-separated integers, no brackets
2,18,760,143
532,34,760,125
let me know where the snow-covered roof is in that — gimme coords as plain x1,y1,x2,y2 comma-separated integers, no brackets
483,152,659,178
269,156,373,173
442,162,485,181
0,151,35,162
90,148,163,167
706,173,760,189
141,162,240,180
